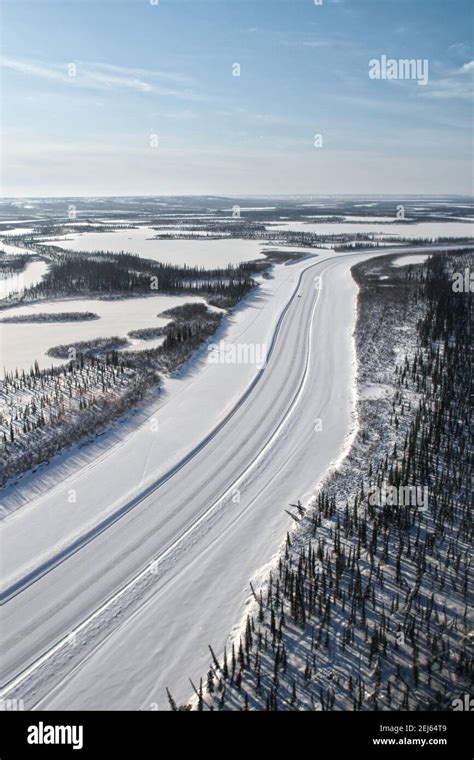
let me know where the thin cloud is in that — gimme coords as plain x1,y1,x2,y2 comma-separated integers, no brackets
0,56,204,100
421,60,474,100
448,42,473,59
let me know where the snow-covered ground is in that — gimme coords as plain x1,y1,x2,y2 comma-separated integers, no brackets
1,253,319,539
0,242,470,711
45,228,267,268
0,260,48,301
0,293,208,372
391,253,430,267
0,228,35,236
268,220,474,239
0,240,37,256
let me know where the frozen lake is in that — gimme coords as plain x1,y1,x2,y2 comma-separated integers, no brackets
0,260,48,300
0,240,37,255
46,227,266,268
0,227,35,236
268,220,474,239
0,293,206,373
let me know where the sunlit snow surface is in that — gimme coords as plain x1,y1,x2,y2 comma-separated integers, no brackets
0,194,472,710
45,228,266,268
0,260,48,300
0,294,207,372
268,220,474,238
391,254,430,267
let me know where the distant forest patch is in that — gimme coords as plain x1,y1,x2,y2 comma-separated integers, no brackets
47,336,128,359
1,311,99,323
127,326,166,340
15,249,264,307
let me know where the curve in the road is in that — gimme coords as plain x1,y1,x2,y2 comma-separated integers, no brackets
1,254,325,603
1,254,330,697
2,243,468,704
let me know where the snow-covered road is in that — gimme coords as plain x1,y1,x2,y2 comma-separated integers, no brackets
0,244,462,710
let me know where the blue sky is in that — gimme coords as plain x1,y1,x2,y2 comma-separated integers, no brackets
1,0,473,196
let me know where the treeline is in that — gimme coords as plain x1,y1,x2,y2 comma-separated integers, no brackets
1,353,154,485
47,337,128,359
23,251,262,303
0,254,29,275
176,250,472,711
1,311,98,324
124,304,223,374
1,303,225,484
